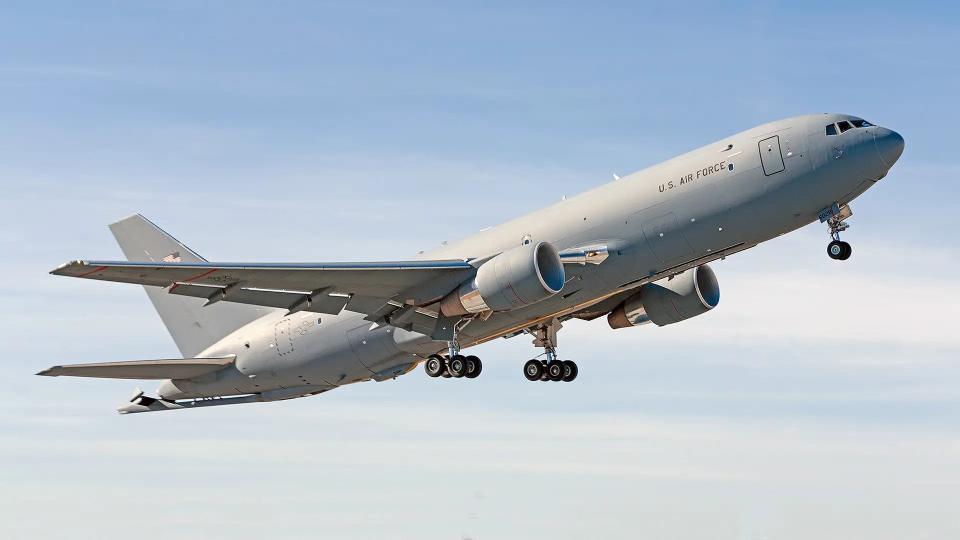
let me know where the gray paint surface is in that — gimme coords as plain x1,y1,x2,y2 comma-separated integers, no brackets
41,113,905,411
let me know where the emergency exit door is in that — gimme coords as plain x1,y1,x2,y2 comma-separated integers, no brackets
758,135,785,175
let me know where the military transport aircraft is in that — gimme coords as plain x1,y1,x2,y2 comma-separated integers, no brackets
39,113,904,413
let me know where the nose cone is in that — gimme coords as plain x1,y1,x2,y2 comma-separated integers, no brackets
874,128,905,169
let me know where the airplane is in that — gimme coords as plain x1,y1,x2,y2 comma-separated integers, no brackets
38,113,904,414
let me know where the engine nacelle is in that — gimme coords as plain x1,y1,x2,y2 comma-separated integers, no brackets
440,241,565,316
608,264,720,328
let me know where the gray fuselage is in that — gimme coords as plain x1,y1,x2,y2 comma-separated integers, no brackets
159,113,903,401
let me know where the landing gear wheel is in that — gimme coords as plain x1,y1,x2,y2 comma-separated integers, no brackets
546,361,565,381
827,240,844,259
523,359,544,381
828,240,852,261
465,355,482,379
424,355,445,378
561,360,578,382
448,355,468,378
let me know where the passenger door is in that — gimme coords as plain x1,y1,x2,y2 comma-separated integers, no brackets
758,135,785,176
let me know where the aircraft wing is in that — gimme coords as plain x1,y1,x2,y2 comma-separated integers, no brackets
51,259,476,335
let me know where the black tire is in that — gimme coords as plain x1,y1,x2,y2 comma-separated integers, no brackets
448,355,468,378
839,241,852,260
561,360,578,382
547,361,565,381
827,240,845,260
465,355,482,378
523,359,544,381
424,355,445,378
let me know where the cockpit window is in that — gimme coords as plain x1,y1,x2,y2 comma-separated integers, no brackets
827,119,874,136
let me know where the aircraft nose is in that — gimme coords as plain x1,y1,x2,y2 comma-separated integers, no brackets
874,127,905,169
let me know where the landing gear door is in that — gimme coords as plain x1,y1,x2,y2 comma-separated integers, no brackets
758,135,785,176
641,211,695,266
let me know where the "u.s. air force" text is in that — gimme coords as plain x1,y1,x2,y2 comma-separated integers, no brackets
658,160,730,193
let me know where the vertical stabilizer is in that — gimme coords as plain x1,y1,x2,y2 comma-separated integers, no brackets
109,214,270,357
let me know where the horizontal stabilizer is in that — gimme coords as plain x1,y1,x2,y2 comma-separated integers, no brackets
37,356,235,380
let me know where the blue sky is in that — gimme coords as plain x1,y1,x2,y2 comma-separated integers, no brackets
2,2,959,539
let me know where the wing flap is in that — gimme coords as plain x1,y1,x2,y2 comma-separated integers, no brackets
37,356,236,380
167,282,353,315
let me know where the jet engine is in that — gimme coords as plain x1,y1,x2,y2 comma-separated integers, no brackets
440,241,565,316
608,264,720,328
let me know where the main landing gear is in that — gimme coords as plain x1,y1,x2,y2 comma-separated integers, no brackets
423,317,580,383
823,203,853,261
522,320,578,383
424,318,483,379
424,353,482,379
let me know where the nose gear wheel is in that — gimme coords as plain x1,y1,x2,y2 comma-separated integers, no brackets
821,203,854,261
827,240,852,260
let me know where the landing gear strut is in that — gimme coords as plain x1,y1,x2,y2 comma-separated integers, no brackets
523,319,577,382
822,203,853,261
424,318,483,380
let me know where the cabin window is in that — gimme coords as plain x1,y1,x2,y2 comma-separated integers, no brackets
837,120,854,133
825,124,838,136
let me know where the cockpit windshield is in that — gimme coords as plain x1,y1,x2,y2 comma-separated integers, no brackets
825,118,874,136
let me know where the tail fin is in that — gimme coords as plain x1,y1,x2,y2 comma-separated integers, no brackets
109,214,269,357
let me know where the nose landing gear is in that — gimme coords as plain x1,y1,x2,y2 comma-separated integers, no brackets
820,203,854,261
827,239,852,260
